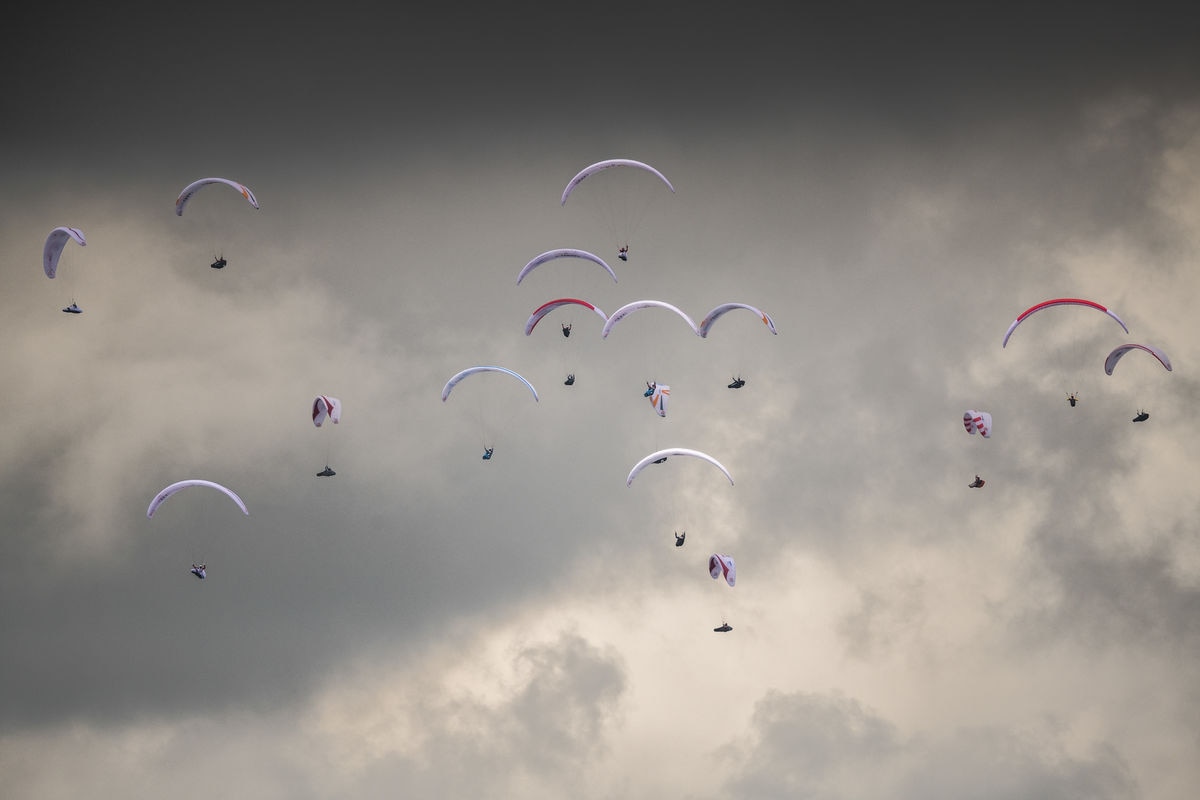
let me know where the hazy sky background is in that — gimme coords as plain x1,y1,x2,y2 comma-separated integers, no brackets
2,4,1199,799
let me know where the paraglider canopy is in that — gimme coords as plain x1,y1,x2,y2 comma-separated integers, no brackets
1104,343,1172,375
441,366,539,403
601,300,699,339
1002,298,1128,348
147,479,249,519
517,249,618,285
560,158,676,206
627,448,734,487
697,303,778,338
963,411,992,438
709,553,736,586
175,177,260,216
43,227,87,279
312,395,342,427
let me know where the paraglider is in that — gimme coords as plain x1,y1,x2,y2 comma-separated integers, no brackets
627,448,734,487
675,531,686,547
44,226,87,312
1104,343,1172,375
697,303,778,338
709,553,736,586
1067,392,1079,407
728,376,745,389
190,563,207,579
963,411,992,438
1002,298,1128,348
713,622,733,633
1133,410,1150,422
969,475,985,488
560,159,675,261
312,395,342,475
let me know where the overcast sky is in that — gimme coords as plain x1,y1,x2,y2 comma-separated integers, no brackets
2,4,1199,799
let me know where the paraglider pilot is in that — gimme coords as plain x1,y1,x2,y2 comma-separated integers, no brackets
675,531,686,547
1067,392,1079,407
211,255,227,269
968,475,985,488
482,447,494,460
1133,410,1149,422
190,563,207,579
618,245,629,262
714,622,732,632
62,302,82,314
561,322,572,337
564,374,575,386
644,381,656,397
728,376,745,389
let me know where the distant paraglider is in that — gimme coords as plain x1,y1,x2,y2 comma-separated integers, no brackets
210,255,227,269
44,226,87,312
190,563,207,579
728,376,746,389
312,395,342,476
675,531,686,547
969,475,985,488
1067,392,1079,407
560,159,675,261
